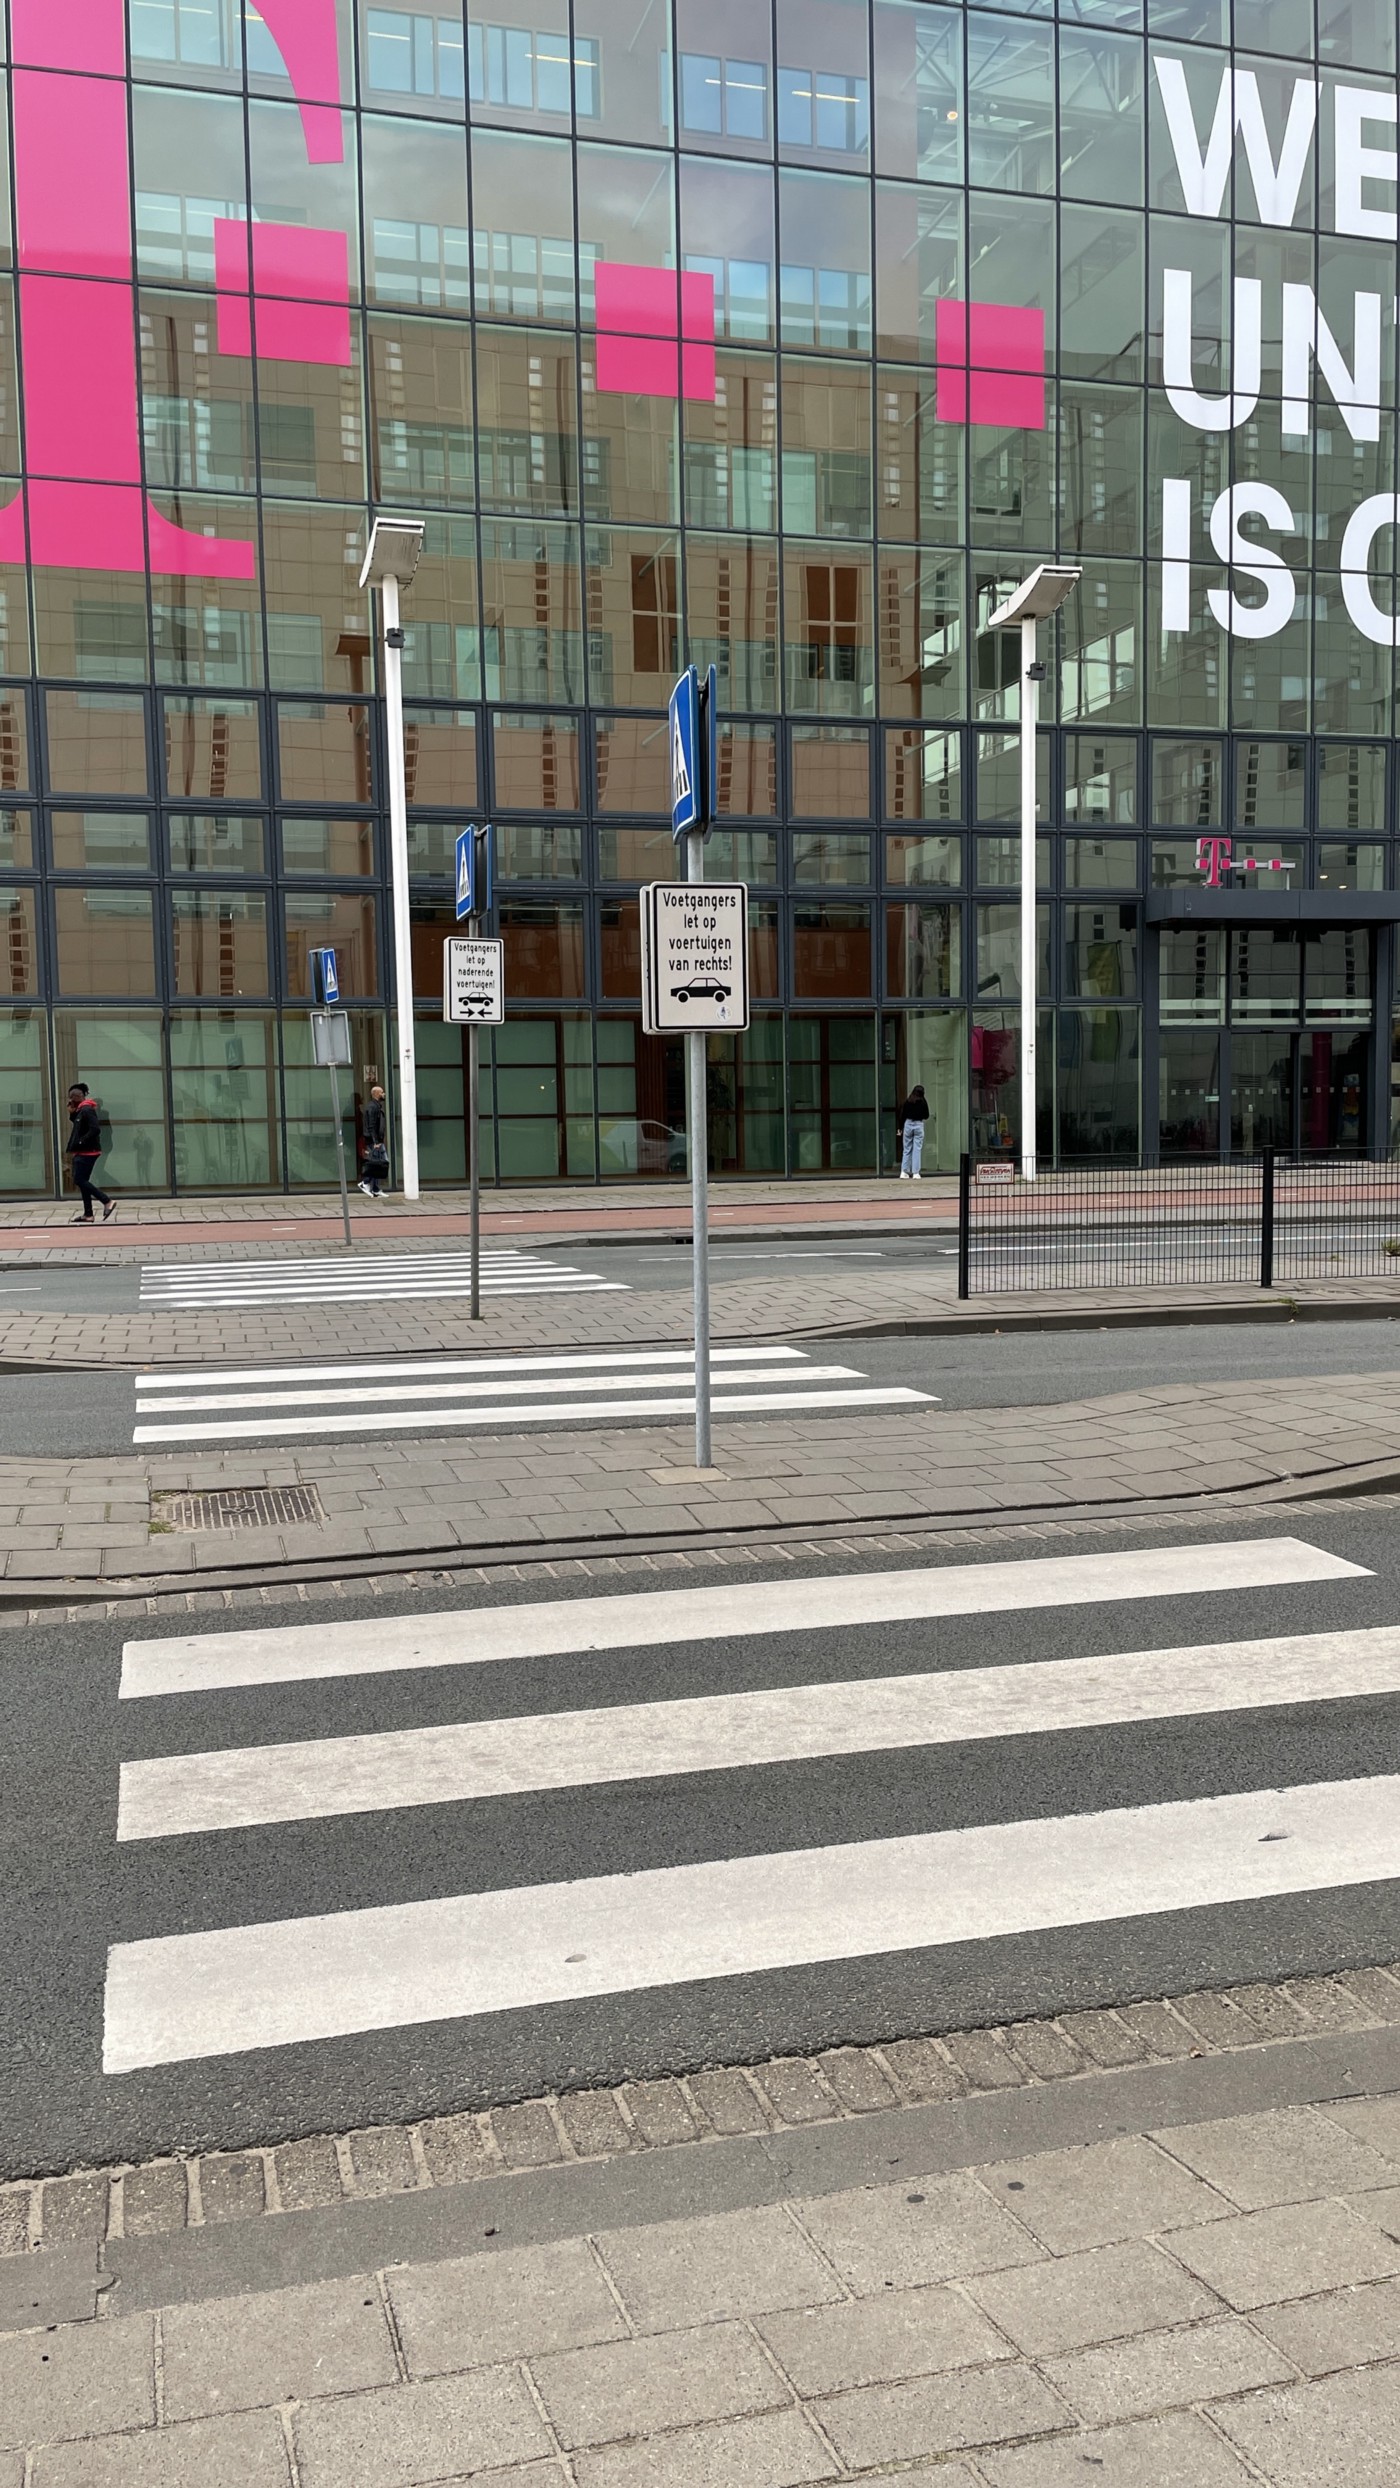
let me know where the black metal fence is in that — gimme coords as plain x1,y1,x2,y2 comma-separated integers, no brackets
957,1151,1400,1296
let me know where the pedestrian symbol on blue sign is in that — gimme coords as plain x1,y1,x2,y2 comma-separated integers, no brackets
455,824,494,922
456,827,475,921
669,665,701,841
311,947,339,1006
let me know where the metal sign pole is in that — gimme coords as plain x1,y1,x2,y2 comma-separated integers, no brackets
468,997,481,1323
686,827,711,1470
325,1053,353,1248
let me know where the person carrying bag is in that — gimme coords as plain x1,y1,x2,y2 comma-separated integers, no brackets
359,1083,390,1198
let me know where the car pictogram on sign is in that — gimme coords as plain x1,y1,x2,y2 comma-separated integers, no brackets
672,976,731,1002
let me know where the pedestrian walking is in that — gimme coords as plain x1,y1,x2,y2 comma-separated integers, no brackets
359,1083,389,1197
65,1082,117,1222
896,1083,929,1180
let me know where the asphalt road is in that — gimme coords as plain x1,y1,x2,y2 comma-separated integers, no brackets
3,1505,1399,2175
6,1318,1400,1458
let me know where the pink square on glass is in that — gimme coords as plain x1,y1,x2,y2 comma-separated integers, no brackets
593,261,715,400
935,299,1046,430
214,220,351,367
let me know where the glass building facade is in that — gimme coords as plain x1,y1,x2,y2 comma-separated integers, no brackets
3,0,1400,1193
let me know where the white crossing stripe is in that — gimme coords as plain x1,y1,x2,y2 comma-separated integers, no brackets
131,1342,934,1447
119,1537,1365,1698
101,1772,1400,2070
117,1625,1400,1841
139,1248,627,1306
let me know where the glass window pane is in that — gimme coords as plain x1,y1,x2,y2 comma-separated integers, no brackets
976,900,1052,996
595,716,670,812
46,693,150,797
171,889,270,995
163,696,263,799
966,16,1055,194
1317,843,1385,890
885,900,959,996
793,831,872,882
54,891,157,996
598,826,678,880
278,703,375,804
792,899,872,994
404,710,479,807
52,1012,169,1190
687,538,780,712
0,811,35,871
713,723,779,817
50,814,153,872
792,724,871,817
886,729,963,823
1317,744,1387,832
481,522,583,704
1152,739,1224,826
492,711,582,810
1065,734,1138,824
0,887,38,995
1058,26,1143,205
1236,740,1309,832
497,823,583,877
170,1010,280,1191
500,898,586,993
1063,837,1138,887
1064,901,1136,995
0,690,30,794
784,544,873,714
283,892,380,995
886,834,962,886
281,818,377,876
169,815,266,873
0,1009,54,1194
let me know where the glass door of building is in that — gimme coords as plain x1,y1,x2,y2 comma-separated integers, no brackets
1159,928,1373,1160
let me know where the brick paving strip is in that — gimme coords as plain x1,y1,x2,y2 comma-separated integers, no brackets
5,1369,1400,1599
1,1967,1400,2482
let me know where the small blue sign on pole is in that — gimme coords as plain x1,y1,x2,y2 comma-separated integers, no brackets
455,827,475,921
669,665,701,842
311,947,339,1006
456,823,495,921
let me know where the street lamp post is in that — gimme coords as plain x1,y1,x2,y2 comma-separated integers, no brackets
983,564,1082,1183
360,516,427,1199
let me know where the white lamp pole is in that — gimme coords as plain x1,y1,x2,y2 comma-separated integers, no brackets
360,516,427,1200
984,564,1081,1184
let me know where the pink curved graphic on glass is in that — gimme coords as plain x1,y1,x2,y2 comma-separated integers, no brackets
0,0,349,577
253,0,346,166
214,220,352,367
594,264,716,402
0,0,254,576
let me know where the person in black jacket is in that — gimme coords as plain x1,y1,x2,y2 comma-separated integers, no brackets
359,1083,389,1197
66,1083,116,1223
896,1083,929,1180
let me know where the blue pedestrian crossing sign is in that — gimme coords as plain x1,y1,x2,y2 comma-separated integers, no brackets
670,667,700,839
310,947,339,1006
456,824,494,921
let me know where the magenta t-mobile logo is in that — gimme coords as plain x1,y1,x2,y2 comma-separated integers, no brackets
593,267,1046,430
0,0,349,579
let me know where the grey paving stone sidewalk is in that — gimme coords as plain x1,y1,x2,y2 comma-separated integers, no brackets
4,2033,1400,2484
6,1367,1400,1591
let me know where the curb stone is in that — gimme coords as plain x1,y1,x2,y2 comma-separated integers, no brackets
5,1964,1399,2254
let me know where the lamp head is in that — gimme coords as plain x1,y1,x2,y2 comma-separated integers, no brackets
359,516,426,592
984,563,1083,631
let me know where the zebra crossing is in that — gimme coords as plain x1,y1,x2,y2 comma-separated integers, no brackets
139,1247,627,1309
131,1342,933,1445
103,1530,1394,2075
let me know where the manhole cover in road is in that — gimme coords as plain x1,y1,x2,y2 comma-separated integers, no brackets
152,1485,325,1533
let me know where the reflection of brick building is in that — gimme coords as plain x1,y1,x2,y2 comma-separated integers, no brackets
0,0,1392,1193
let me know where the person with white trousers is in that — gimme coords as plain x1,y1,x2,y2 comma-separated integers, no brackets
897,1083,929,1178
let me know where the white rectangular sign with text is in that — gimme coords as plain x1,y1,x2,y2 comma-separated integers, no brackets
641,883,749,1033
443,937,505,1025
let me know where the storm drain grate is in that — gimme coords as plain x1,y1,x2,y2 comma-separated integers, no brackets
153,1485,325,1534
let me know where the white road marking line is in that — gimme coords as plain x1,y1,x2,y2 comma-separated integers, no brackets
117,1625,1400,1841
147,1283,626,1304
102,1771,1400,2069
135,1346,804,1389
131,1383,932,1445
135,1362,866,1416
119,1537,1366,1698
